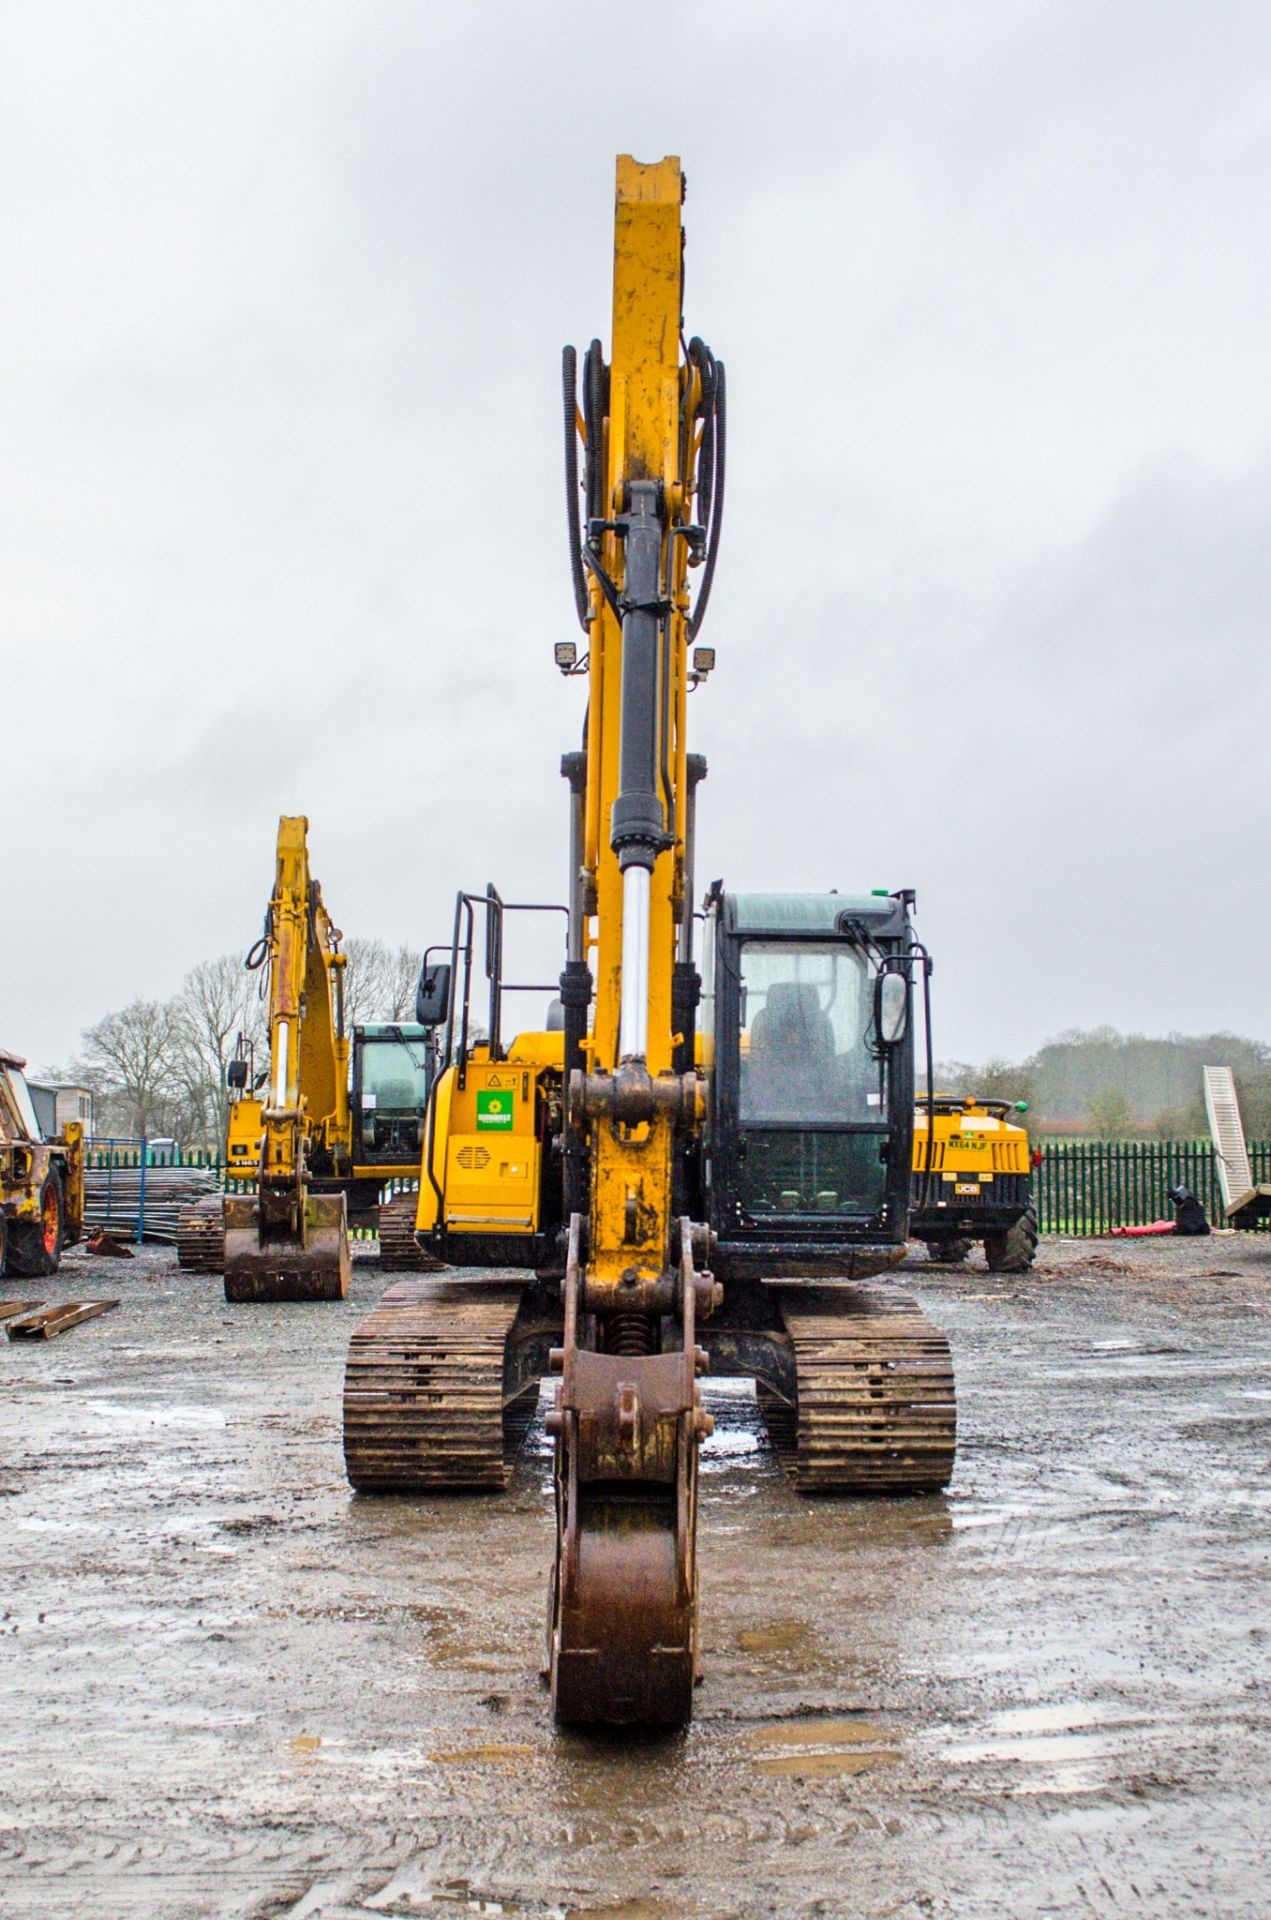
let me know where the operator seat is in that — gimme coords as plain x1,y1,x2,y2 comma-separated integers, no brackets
743,982,836,1122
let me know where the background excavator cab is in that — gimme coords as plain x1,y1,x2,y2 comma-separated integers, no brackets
350,1024,436,1161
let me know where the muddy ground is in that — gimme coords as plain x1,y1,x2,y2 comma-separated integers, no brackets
1,1234,1267,1919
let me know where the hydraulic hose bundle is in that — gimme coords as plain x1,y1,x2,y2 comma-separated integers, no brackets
561,335,725,639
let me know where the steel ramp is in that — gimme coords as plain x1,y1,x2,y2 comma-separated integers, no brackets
1203,1066,1271,1222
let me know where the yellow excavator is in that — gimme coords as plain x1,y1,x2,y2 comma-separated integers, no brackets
342,158,955,1727
178,815,437,1299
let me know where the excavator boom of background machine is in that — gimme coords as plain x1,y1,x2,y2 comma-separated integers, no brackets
222,815,352,1301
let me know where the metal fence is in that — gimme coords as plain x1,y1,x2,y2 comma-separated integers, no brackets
86,1141,223,1173
81,1143,418,1245
83,1141,221,1244
80,1137,1271,1243
1034,1138,1271,1236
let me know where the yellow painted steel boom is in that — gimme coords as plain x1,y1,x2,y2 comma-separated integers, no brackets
547,157,718,1724
222,815,351,1301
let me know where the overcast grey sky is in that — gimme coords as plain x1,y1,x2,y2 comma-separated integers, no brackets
4,0,1269,1074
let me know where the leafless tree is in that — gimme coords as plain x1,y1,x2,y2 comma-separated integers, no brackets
70,933,426,1148
343,937,423,1027
171,952,269,1143
71,998,184,1139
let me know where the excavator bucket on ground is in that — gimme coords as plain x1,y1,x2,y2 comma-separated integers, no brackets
546,1221,706,1725
223,1188,350,1302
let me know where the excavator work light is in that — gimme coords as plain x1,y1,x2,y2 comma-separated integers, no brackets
554,641,578,672
692,646,715,678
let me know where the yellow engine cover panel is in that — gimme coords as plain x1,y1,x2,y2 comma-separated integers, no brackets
431,1061,545,1237
444,1135,541,1233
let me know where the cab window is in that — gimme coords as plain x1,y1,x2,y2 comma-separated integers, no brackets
738,942,880,1126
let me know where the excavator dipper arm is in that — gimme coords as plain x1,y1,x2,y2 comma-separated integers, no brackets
547,157,721,1725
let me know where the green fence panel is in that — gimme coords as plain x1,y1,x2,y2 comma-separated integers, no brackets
86,1141,225,1186
1034,1138,1270,1235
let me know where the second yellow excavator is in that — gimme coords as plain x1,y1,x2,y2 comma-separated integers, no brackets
179,815,437,1299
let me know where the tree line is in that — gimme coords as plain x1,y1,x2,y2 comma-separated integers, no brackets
937,1026,1271,1138
52,939,422,1146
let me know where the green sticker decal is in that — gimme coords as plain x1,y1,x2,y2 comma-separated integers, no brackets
476,1089,514,1131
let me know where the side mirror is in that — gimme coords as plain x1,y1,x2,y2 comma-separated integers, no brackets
226,1058,249,1090
416,961,452,1028
875,971,909,1045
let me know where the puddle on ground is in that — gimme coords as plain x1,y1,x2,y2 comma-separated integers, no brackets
951,1502,1038,1533
81,1399,227,1429
743,1716,901,1777
429,1743,538,1767
943,1699,1143,1794
991,1702,1118,1734
735,1617,809,1654
699,1380,766,1474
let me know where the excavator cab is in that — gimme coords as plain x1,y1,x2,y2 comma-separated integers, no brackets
703,891,918,1281
350,1024,436,1161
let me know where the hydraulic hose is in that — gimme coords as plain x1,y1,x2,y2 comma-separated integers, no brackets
584,338,607,524
690,338,716,531
561,346,588,630
244,909,271,972
689,358,725,639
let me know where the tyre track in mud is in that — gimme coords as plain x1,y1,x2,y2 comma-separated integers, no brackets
1,1237,1268,1917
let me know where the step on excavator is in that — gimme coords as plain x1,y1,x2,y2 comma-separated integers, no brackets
342,157,956,1728
178,815,438,1298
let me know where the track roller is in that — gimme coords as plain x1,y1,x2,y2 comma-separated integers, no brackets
760,1285,955,1493
343,1277,531,1491
175,1194,225,1273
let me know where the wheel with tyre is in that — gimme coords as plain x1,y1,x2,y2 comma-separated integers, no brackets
7,1169,64,1277
984,1205,1038,1273
922,1235,974,1264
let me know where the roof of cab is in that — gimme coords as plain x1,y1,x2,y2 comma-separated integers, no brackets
723,892,909,938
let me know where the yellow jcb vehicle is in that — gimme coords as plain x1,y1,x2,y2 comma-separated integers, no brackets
0,1048,84,1278
177,816,438,1293
911,1095,1039,1270
340,157,956,1732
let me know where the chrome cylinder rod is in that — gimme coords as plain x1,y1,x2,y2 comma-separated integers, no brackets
274,1020,289,1109
619,865,650,1060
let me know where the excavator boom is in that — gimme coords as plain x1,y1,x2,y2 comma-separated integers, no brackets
222,816,351,1302
546,157,718,1724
